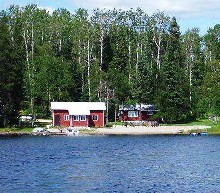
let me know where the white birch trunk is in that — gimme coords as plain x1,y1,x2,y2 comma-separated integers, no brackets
100,28,104,71
106,87,109,123
31,23,34,61
128,34,131,83
78,39,84,93
128,43,131,82
154,32,162,70
87,39,91,101
153,19,163,70
23,29,34,115
99,28,104,102
136,43,139,75
189,45,194,104
59,39,62,53
78,39,81,64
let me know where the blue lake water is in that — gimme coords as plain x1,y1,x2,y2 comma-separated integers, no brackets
0,135,220,193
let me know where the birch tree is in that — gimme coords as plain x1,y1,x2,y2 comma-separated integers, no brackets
150,12,169,71
182,28,205,116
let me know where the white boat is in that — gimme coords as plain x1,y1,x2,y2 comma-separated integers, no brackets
66,127,79,136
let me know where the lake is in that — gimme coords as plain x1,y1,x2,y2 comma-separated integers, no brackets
0,135,220,192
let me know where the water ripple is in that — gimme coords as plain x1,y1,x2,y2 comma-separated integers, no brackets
0,135,220,192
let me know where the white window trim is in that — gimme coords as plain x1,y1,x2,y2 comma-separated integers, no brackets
74,115,79,121
64,114,69,121
128,111,138,118
80,115,86,121
92,115,98,121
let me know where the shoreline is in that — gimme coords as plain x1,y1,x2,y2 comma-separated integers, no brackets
0,125,211,137
95,125,211,135
0,132,65,137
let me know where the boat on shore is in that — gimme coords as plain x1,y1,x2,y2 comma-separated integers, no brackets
190,132,208,136
66,127,79,136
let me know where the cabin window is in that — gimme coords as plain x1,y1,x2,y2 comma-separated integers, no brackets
74,115,79,121
80,115,86,121
92,115,98,121
147,111,154,115
64,115,69,121
128,111,138,117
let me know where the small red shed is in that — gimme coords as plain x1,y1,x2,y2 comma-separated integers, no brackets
51,102,106,127
119,104,155,122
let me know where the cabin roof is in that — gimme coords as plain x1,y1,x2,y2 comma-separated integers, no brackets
119,104,154,111
51,102,106,115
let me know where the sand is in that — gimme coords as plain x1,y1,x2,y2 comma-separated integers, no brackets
96,125,211,135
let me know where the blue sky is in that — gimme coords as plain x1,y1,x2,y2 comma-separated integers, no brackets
0,0,219,35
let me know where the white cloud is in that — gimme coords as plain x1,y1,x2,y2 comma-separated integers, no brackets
0,0,218,34
68,0,220,34
39,6,54,14
69,0,220,19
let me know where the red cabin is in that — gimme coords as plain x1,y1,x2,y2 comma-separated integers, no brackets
51,102,106,127
119,104,155,122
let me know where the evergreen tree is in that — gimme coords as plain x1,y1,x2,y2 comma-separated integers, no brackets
159,17,191,123
198,24,220,116
197,60,220,116
0,11,24,126
2,4,220,123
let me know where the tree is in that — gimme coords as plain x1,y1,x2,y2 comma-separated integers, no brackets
0,10,25,126
1,4,216,123
197,60,220,116
70,8,95,102
182,28,205,117
203,24,220,61
159,17,191,123
33,53,73,117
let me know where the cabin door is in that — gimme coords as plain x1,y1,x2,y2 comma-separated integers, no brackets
54,115,60,126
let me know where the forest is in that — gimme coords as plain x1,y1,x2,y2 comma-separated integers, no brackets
0,4,220,127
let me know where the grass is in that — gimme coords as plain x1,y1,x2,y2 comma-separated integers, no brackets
206,124,220,135
162,119,213,127
174,119,220,134
0,127,33,133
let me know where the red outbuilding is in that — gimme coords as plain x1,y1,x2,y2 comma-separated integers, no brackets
51,102,106,127
119,104,155,122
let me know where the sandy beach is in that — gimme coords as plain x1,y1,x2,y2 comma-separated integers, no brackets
96,125,211,135
0,125,211,137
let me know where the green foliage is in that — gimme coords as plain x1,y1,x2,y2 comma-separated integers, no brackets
0,10,25,127
208,124,220,135
182,28,206,117
197,60,220,116
1,5,220,126
33,55,73,116
158,17,191,123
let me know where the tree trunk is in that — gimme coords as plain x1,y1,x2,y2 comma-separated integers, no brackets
136,43,139,75
99,28,104,101
87,39,91,101
23,29,34,115
100,28,104,71
154,31,162,70
128,36,131,83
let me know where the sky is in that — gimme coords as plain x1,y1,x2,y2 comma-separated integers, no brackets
0,0,220,35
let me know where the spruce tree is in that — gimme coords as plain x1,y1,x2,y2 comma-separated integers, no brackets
159,17,191,123
0,11,24,126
